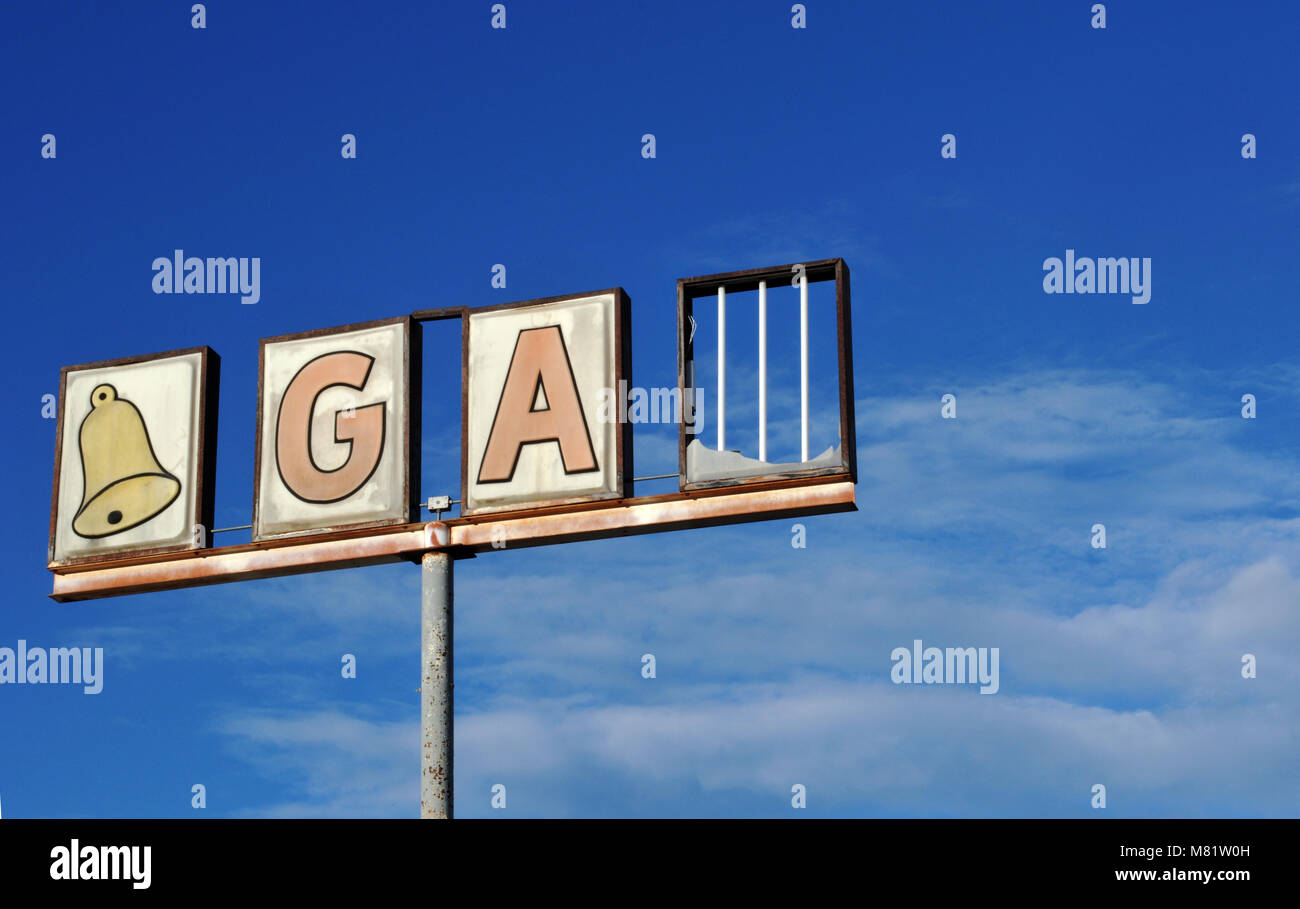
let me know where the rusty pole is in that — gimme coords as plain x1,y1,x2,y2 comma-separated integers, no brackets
420,551,453,818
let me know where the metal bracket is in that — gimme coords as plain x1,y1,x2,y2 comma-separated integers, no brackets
425,496,453,520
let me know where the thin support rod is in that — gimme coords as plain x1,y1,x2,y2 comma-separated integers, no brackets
758,280,767,462
421,552,453,819
799,272,809,462
410,306,468,323
717,286,726,451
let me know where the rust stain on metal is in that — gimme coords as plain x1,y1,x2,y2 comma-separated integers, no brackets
50,481,854,601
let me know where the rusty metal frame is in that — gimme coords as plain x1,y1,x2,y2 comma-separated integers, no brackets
48,346,220,569
676,258,856,491
459,288,633,516
252,315,420,542
49,479,855,602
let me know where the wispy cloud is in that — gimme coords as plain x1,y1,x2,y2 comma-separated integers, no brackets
219,709,417,818
205,364,1300,817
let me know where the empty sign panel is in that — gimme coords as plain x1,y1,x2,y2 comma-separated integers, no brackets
675,258,856,491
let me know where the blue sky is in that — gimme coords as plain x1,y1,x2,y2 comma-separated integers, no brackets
3,0,1299,817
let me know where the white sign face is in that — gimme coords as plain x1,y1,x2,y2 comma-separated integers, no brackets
253,319,413,540
51,350,210,564
464,291,628,515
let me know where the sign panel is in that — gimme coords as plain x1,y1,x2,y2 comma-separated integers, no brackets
49,347,219,566
463,289,631,515
253,317,419,540
677,259,856,491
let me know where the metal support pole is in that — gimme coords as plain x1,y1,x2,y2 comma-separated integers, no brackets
421,551,453,818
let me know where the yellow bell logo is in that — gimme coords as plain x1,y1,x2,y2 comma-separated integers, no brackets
72,384,181,538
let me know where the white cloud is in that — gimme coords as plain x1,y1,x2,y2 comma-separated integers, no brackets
182,365,1300,815
219,709,417,818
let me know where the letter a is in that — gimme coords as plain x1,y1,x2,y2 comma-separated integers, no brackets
477,326,598,482
1042,257,1064,293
